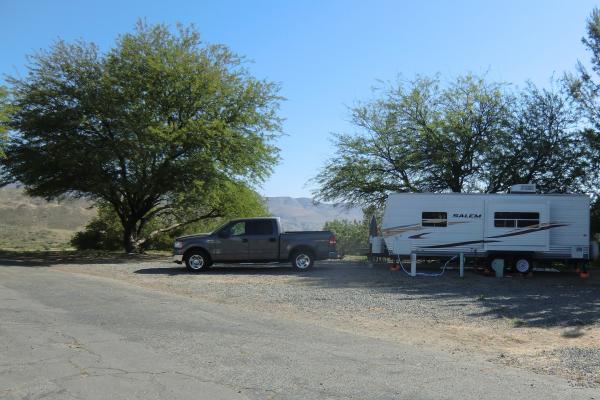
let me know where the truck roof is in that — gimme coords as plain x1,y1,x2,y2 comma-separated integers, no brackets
228,216,281,221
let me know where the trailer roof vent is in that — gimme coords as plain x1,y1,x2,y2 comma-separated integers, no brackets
509,184,537,194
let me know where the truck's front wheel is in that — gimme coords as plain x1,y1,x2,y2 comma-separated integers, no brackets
291,249,315,271
184,249,211,273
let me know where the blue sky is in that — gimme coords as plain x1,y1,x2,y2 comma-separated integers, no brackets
1,0,597,198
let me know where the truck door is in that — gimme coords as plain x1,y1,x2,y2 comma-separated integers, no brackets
245,219,279,261
212,220,248,261
484,201,549,251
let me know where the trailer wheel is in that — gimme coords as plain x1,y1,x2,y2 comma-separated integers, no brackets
515,257,532,274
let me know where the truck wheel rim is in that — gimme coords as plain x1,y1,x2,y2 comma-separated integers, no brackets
295,254,310,269
516,259,529,273
189,255,204,269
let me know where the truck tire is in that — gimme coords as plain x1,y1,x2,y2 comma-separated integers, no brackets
291,249,315,271
514,257,532,275
184,249,211,273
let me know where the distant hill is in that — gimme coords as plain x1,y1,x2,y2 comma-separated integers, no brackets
266,197,363,231
0,188,363,250
0,187,95,250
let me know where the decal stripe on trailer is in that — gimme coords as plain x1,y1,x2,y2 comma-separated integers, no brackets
417,223,569,249
487,223,568,238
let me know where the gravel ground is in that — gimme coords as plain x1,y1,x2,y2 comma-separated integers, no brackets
4,254,598,387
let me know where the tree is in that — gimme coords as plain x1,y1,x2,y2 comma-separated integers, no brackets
323,219,369,256
72,181,269,251
485,81,588,194
1,21,282,252
313,74,510,206
314,74,589,209
0,86,9,158
568,7,600,237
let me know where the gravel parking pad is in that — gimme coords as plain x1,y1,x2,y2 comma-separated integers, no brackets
36,257,600,387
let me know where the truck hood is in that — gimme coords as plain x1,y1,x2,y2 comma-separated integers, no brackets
176,233,211,241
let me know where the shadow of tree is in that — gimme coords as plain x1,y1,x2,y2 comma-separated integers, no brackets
3,251,598,329
0,250,166,267
137,261,600,329
134,265,306,276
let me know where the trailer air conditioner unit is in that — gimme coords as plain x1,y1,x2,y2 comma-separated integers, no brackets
510,184,536,194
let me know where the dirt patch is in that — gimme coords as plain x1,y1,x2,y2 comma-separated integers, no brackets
49,259,600,387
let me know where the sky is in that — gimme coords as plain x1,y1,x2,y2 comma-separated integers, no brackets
1,0,598,198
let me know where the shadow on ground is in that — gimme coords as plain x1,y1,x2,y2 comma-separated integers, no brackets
137,260,600,329
0,250,167,267
2,250,598,329
135,265,308,276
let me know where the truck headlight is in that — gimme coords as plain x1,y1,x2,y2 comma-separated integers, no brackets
174,241,184,249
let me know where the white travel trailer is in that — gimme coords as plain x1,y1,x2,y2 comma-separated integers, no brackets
374,184,595,274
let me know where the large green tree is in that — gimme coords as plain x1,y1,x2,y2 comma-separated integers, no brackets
485,81,588,193
1,21,282,252
0,86,9,158
569,8,600,189
568,7,600,238
313,75,511,206
314,74,588,208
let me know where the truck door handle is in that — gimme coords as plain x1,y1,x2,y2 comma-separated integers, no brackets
242,238,248,243
269,238,276,242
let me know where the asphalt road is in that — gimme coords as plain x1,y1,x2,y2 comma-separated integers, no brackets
0,265,596,400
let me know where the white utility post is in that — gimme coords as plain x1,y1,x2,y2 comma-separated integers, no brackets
459,253,465,278
410,253,417,277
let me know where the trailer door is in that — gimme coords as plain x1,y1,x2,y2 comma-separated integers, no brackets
484,201,549,251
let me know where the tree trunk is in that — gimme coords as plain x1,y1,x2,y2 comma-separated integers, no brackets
122,223,139,254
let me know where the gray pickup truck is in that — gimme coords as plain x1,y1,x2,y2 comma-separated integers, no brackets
172,217,338,272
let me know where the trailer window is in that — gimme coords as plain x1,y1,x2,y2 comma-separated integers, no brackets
422,212,447,227
494,212,539,228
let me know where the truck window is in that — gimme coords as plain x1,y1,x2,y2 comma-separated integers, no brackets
246,220,274,235
422,212,447,227
229,221,246,236
494,212,539,228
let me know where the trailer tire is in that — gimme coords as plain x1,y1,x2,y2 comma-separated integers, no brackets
514,257,532,275
290,249,315,271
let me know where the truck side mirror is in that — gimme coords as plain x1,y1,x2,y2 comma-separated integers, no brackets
218,230,230,239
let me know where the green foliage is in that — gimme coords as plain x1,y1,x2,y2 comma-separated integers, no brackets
1,21,282,252
71,182,269,251
591,197,600,240
0,86,9,158
569,8,600,135
485,81,588,193
314,74,589,207
567,7,600,238
70,205,122,251
323,219,369,256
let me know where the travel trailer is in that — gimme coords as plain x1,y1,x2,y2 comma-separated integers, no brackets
371,184,596,274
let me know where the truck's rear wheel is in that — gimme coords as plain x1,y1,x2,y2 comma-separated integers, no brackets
291,249,315,271
184,249,211,273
